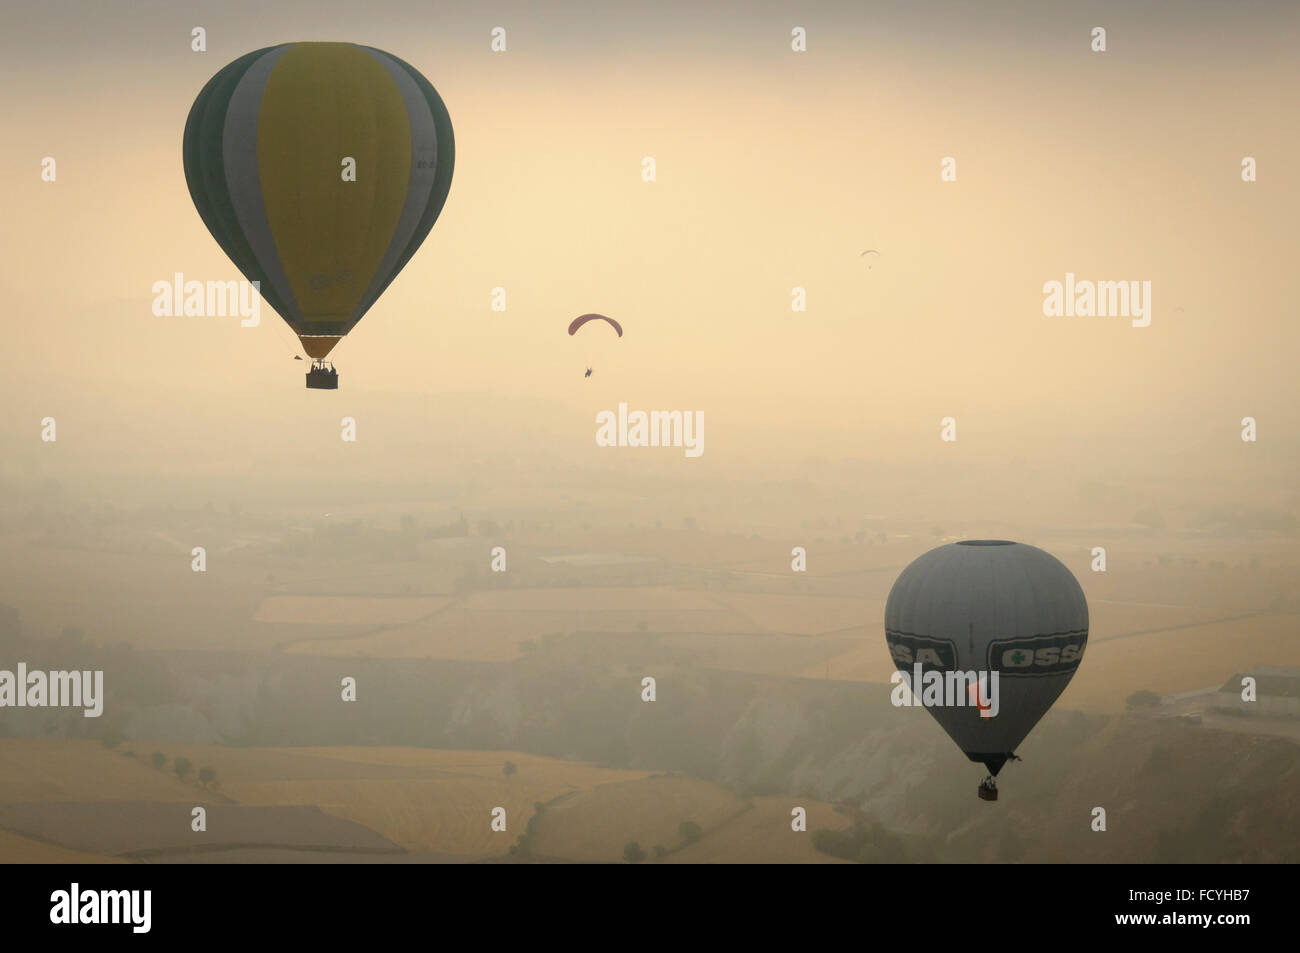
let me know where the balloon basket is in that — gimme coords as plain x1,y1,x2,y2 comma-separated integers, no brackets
306,362,338,390
978,777,998,801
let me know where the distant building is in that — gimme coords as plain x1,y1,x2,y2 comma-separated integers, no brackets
1210,666,1300,717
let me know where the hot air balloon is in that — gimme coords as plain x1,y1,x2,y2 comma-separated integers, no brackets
568,313,622,378
183,43,455,389
884,540,1088,800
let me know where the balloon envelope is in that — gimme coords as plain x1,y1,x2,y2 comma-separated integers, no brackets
183,42,454,360
884,540,1088,776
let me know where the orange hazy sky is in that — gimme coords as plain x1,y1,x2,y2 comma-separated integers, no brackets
1,1,1295,501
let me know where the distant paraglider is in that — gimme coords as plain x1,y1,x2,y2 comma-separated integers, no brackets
569,313,622,377
884,540,1089,800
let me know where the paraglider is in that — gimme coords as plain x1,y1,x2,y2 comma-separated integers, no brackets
183,42,455,389
568,314,621,377
568,314,623,337
884,540,1088,800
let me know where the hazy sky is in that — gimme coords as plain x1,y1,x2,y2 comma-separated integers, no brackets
1,0,1296,505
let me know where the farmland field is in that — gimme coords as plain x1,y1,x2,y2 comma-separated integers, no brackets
527,775,749,863
254,595,448,625
658,796,855,864
0,741,666,860
0,829,126,864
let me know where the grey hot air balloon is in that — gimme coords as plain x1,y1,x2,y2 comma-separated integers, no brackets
884,540,1088,800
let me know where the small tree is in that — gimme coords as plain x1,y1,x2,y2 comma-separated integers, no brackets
173,756,193,780
151,752,167,770
623,841,646,863
678,821,703,845
503,760,517,777
198,766,216,788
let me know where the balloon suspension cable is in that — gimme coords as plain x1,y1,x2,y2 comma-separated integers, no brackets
262,310,307,362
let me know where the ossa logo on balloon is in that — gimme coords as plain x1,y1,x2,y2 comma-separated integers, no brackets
988,632,1087,677
308,269,355,291
885,632,957,672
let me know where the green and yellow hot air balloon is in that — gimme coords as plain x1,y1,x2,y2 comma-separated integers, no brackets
183,43,454,389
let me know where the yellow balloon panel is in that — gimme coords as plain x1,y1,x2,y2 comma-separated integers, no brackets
256,43,413,333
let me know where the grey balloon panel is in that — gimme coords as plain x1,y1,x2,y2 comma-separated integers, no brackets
884,541,1088,757
919,671,1073,754
223,46,299,322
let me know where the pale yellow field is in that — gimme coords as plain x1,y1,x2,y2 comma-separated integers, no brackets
458,587,720,612
225,777,561,854
711,593,878,635
799,636,894,682
0,741,673,859
537,527,922,576
133,745,653,855
658,796,854,864
283,617,520,659
0,740,204,804
528,775,748,862
1061,614,1300,712
659,631,863,678
1088,601,1231,639
253,595,448,625
298,748,646,788
0,829,127,864
283,588,784,658
701,545,916,576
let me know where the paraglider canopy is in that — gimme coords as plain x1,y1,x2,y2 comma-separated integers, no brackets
568,313,623,337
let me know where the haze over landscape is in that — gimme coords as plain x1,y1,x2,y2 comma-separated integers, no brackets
0,0,1296,864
